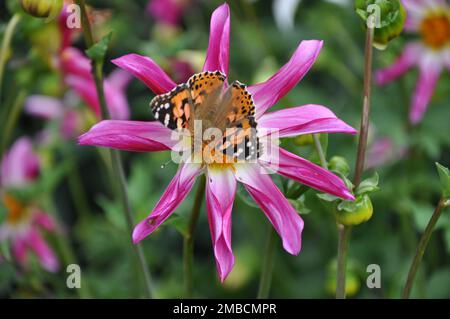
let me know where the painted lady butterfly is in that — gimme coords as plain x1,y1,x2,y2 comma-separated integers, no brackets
150,71,260,163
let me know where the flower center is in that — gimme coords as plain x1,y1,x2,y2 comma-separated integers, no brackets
2,194,27,224
420,13,450,49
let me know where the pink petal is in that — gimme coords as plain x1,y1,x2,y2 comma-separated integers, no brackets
27,230,59,272
146,0,185,26
1,137,40,188
206,166,236,282
107,69,133,91
410,61,442,124
234,164,304,255
11,237,27,267
78,120,177,152
104,79,130,120
133,163,203,243
24,95,64,120
259,147,354,200
203,3,230,75
65,75,101,117
248,40,323,118
258,104,357,138
59,4,74,51
33,211,57,232
66,75,130,120
112,54,177,94
60,47,92,79
375,43,422,85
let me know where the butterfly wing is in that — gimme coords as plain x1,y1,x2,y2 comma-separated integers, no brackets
149,83,192,130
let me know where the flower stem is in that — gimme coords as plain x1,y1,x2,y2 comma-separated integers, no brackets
0,13,21,105
336,26,374,299
313,134,327,169
336,224,352,299
75,0,154,298
183,175,206,298
353,26,374,187
402,198,447,299
257,225,276,299
0,89,26,159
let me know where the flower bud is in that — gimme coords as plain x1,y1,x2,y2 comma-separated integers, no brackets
20,0,62,19
329,156,350,176
355,0,406,50
335,194,373,226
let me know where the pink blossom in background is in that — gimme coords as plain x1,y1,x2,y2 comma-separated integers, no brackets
79,3,357,282
0,138,59,272
147,0,190,27
376,0,450,124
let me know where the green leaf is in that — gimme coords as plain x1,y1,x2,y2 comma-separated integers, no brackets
86,32,113,62
356,172,379,195
436,162,450,199
166,214,189,237
288,195,311,215
317,193,340,202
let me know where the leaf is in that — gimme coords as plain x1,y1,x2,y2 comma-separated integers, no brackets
356,172,380,195
436,162,450,199
288,195,311,215
317,193,339,202
166,214,189,237
86,32,113,62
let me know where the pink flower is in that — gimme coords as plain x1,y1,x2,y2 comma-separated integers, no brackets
79,3,356,282
365,138,408,170
60,48,132,120
146,0,190,27
1,137,40,189
0,138,59,272
376,0,450,124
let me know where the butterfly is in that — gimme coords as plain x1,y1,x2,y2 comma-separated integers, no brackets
150,71,260,164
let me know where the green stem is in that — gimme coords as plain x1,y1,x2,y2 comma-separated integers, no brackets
0,13,21,105
313,134,327,169
75,0,154,298
402,198,446,299
257,225,276,299
0,89,26,158
336,26,374,299
183,175,206,298
336,224,352,299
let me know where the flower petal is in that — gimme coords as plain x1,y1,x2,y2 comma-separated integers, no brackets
234,164,303,255
33,211,57,232
27,230,59,272
1,137,40,188
104,79,130,120
258,104,357,138
375,43,422,85
203,3,230,75
259,147,354,200
60,47,92,79
206,166,236,282
65,75,101,117
78,120,177,152
112,54,177,94
248,40,323,118
133,163,203,243
24,95,64,120
410,60,442,124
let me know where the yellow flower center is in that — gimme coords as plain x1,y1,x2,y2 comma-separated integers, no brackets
2,194,27,224
420,13,450,49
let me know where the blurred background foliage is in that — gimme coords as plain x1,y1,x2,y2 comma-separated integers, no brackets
0,0,449,298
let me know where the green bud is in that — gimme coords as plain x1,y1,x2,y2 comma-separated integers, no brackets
329,156,350,176
20,0,62,19
355,0,406,50
335,194,373,226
